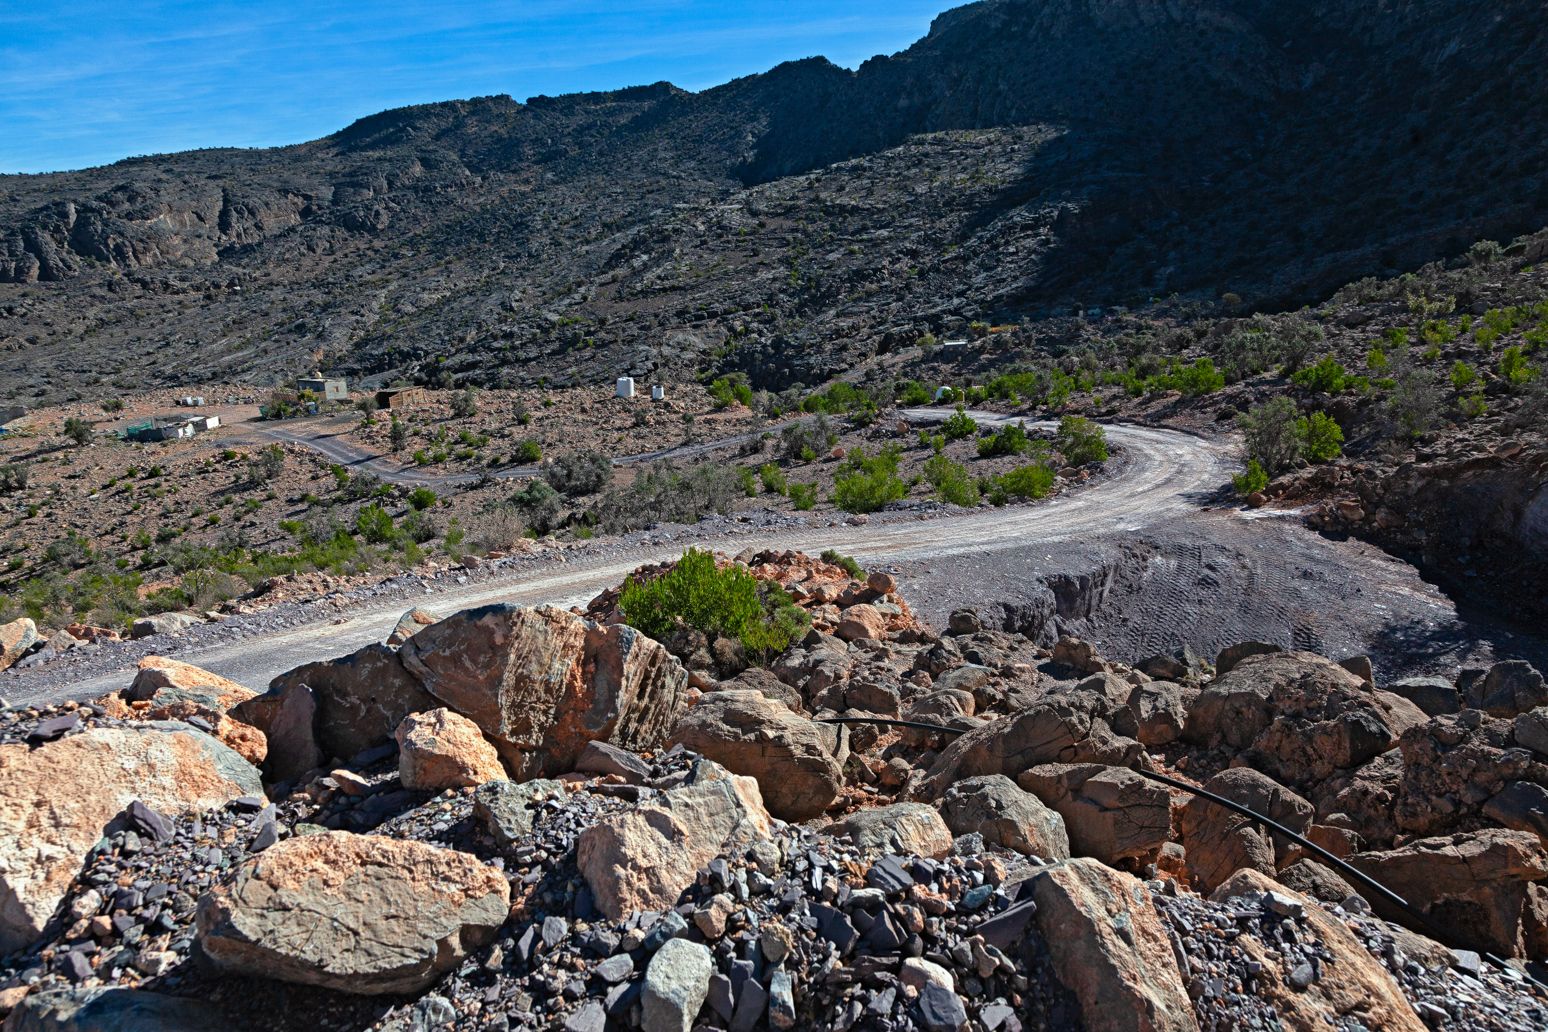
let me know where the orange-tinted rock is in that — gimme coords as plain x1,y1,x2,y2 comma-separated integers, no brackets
395,708,506,790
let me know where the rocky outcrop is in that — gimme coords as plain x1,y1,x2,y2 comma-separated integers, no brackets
668,689,846,821
936,774,1070,859
120,656,265,765
577,760,771,920
0,724,262,954
0,618,39,673
1179,768,1314,892
1029,858,1198,1032
128,612,200,640
195,832,510,994
395,708,506,791
400,604,687,778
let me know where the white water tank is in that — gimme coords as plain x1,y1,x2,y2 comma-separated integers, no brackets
933,385,954,402
616,377,636,399
651,385,665,401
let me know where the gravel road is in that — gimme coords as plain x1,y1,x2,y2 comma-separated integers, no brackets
5,417,1534,707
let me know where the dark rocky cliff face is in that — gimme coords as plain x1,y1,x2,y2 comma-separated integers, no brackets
0,0,1544,399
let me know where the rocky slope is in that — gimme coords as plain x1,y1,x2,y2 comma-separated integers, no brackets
2,550,1547,1030
1,0,1545,401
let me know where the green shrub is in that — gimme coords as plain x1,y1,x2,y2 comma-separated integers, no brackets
1233,459,1269,497
450,390,478,418
1451,361,1478,390
788,483,817,510
513,439,543,463
1291,356,1349,394
832,446,907,513
940,406,978,442
976,422,1032,458
1170,358,1225,395
1366,347,1389,371
736,466,758,497
355,504,396,544
820,550,865,579
245,444,285,483
709,375,753,409
983,463,1055,504
1294,411,1344,463
896,380,934,406
388,418,409,452
512,480,564,535
1055,416,1108,465
1238,398,1301,475
544,451,612,497
925,454,981,506
758,463,787,495
1501,346,1537,387
1460,392,1488,418
618,549,809,662
593,460,742,534
407,487,438,511
780,417,837,461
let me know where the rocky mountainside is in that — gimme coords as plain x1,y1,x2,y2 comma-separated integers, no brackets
3,549,1548,1030
2,0,1545,401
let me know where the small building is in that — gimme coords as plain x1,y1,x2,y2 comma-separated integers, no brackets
190,415,221,432
124,418,195,443
650,385,666,402
616,377,636,399
298,373,349,402
375,387,429,411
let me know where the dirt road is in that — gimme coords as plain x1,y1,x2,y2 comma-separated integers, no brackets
7,420,1236,704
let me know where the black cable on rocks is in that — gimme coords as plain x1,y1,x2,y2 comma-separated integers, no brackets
817,714,1548,993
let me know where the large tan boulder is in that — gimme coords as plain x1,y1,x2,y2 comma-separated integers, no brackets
578,760,771,920
1211,870,1426,1031
195,832,510,994
1018,763,1171,865
1179,768,1313,893
233,642,434,778
0,618,40,672
0,723,262,955
395,708,506,791
1029,858,1198,1032
122,656,266,766
400,604,688,778
1184,651,1426,787
669,689,845,821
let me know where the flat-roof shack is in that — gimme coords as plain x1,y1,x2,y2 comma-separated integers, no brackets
297,373,349,402
375,387,430,411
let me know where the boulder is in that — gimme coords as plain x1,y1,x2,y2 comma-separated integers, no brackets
937,774,1070,859
195,832,510,994
0,617,40,672
835,603,887,642
1348,829,1548,958
400,604,687,778
669,689,845,821
918,695,1144,798
386,607,438,646
1514,708,1548,757
1213,640,1281,674
1210,871,1426,1032
1387,676,1461,717
1393,711,1530,838
3,987,229,1032
122,656,265,765
473,778,565,846
128,612,199,640
234,642,434,778
826,803,953,860
1125,681,1193,746
1183,651,1425,787
1467,661,1548,717
1051,636,1103,675
642,938,713,1032
714,667,803,712
1029,858,1198,1032
578,760,771,920
0,723,262,955
396,708,507,791
1018,764,1171,865
1179,768,1313,893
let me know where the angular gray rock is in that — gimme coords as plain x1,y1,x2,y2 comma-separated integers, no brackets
642,937,713,1032
473,778,566,846
4,987,228,1032
826,802,953,859
1018,763,1171,865
936,774,1070,859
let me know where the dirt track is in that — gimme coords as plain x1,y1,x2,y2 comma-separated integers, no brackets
4,417,1535,707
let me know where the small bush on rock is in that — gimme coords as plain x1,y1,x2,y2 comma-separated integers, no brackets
619,548,808,661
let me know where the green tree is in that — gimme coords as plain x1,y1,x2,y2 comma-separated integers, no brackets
1294,411,1344,463
355,504,396,544
63,417,92,447
388,417,409,452
1238,398,1301,475
1232,459,1269,497
1290,356,1349,394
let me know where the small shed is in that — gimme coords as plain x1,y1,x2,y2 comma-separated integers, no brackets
190,415,221,432
375,387,429,411
616,377,636,399
298,373,349,402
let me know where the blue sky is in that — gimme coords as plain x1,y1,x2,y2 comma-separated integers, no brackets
0,1,955,174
